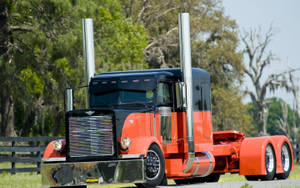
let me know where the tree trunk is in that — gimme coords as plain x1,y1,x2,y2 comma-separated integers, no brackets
52,108,64,136
257,104,268,136
21,110,35,136
0,2,10,58
1,90,16,136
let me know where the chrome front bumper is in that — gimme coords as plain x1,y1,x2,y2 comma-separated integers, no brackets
42,159,145,187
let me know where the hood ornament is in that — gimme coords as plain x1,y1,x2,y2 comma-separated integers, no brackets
85,111,95,116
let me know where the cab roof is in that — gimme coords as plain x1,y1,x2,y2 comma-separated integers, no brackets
93,68,210,81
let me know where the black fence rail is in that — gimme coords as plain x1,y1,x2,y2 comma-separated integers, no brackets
294,142,300,163
0,137,63,174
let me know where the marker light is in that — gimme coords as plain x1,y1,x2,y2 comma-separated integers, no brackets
120,138,131,150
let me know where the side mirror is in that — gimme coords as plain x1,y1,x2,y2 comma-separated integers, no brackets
175,82,186,109
65,88,73,112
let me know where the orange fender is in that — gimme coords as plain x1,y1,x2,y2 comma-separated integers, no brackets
120,112,163,157
43,139,66,158
270,135,294,173
239,137,275,176
126,137,163,157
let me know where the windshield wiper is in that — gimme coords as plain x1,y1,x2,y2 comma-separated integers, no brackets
119,102,151,108
95,102,115,108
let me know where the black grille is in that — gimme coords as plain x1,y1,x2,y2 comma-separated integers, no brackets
68,115,114,157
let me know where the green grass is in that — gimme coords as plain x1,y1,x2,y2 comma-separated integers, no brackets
0,162,299,188
219,162,300,182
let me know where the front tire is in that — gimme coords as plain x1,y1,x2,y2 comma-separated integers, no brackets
276,142,292,179
136,144,165,188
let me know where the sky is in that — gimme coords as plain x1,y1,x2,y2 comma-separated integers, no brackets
222,0,300,107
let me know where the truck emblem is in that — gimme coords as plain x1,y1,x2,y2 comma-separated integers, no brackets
85,111,95,116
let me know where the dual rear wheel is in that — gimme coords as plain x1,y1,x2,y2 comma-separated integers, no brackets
245,142,292,181
276,142,292,179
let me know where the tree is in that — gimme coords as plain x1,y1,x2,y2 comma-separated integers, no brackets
275,100,291,139
0,0,148,136
241,27,297,136
121,0,253,133
247,97,300,139
288,72,300,142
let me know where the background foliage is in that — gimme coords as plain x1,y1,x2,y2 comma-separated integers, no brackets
1,0,147,136
0,0,298,139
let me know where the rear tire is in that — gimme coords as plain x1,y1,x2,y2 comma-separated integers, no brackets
135,144,165,188
276,142,292,179
260,144,276,181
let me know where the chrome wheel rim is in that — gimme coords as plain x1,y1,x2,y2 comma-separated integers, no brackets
281,144,290,172
145,150,161,180
266,145,275,173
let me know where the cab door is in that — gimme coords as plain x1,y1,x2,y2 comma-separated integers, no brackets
156,82,173,144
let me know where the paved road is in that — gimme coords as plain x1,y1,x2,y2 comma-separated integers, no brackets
157,179,300,188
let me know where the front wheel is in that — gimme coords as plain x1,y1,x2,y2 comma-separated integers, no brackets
136,144,165,188
276,142,292,179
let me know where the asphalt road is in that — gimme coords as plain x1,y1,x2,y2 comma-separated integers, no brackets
157,179,300,188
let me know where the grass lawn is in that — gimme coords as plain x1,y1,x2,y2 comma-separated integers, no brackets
0,163,299,188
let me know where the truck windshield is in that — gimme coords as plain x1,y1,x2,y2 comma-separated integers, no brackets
90,90,154,107
89,77,156,108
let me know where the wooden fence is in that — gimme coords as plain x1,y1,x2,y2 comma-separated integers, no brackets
0,137,63,174
0,137,299,175
294,142,300,163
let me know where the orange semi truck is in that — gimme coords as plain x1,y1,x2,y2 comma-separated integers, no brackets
41,13,294,188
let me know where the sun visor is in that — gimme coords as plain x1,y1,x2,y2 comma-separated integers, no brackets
91,77,156,94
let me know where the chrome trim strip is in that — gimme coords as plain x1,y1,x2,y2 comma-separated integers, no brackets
153,113,156,137
201,152,213,177
119,154,143,159
42,157,66,162
192,157,199,176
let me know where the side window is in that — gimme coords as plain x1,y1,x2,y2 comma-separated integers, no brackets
157,82,172,105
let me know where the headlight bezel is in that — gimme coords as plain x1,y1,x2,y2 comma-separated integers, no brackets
53,140,63,151
120,137,131,150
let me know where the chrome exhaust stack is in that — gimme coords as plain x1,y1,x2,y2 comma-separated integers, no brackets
65,88,73,112
82,18,95,108
178,13,195,173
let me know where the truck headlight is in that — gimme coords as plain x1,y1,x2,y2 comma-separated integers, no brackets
53,140,63,151
120,137,131,150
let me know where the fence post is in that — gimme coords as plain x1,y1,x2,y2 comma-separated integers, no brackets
297,143,299,163
37,140,41,174
11,140,15,175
